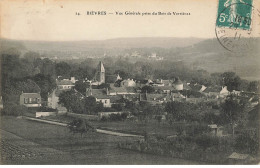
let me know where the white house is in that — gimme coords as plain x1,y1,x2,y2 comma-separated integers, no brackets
47,89,67,113
173,78,183,91
219,86,229,98
86,88,111,107
121,79,136,87
20,93,41,107
57,79,75,90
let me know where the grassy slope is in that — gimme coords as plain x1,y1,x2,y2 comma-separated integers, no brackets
0,116,200,164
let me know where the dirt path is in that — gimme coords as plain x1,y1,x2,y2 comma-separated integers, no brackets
23,116,144,138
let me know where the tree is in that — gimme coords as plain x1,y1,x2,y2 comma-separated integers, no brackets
55,62,71,78
67,119,96,137
247,81,259,92
75,80,88,95
202,111,221,124
32,74,56,100
165,102,188,122
82,96,104,114
155,115,162,124
235,129,259,155
111,103,123,111
221,72,241,91
2,102,28,116
141,85,155,93
220,95,247,137
2,78,41,105
195,134,219,151
58,90,84,113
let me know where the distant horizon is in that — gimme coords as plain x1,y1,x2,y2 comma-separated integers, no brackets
0,36,210,42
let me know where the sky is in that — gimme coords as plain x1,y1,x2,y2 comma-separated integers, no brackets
0,0,258,41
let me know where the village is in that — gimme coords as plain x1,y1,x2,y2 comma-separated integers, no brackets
1,52,259,164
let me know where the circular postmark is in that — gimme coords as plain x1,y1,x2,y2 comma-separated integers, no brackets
215,2,260,52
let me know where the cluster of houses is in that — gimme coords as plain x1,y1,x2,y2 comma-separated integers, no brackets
18,61,259,118
80,61,234,108
123,52,164,61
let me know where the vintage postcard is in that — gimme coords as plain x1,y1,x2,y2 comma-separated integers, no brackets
0,0,259,165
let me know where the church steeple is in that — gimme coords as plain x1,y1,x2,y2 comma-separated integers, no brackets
96,61,105,84
99,61,105,73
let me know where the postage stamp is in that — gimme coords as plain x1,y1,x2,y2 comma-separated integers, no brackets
216,0,253,30
215,0,259,52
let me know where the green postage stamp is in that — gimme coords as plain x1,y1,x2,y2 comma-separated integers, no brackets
216,0,253,30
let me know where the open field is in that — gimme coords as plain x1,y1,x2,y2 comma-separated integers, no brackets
42,114,178,137
43,115,181,136
0,116,202,164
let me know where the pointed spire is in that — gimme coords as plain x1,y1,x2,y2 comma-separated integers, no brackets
98,61,105,72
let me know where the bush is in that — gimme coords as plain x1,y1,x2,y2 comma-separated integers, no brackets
2,103,27,116
235,129,259,155
195,134,219,150
100,116,108,122
111,104,123,111
101,112,129,122
38,106,58,112
109,113,122,121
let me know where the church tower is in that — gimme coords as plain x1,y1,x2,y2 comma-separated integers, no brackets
95,61,105,84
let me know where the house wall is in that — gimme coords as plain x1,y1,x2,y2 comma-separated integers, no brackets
36,111,57,118
24,104,41,107
174,84,183,91
96,98,111,107
121,80,136,87
58,85,74,90
48,95,59,109
20,95,41,107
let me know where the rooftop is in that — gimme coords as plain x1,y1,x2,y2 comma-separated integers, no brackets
173,78,183,85
57,80,74,85
21,93,41,98
109,85,136,94
91,89,110,99
203,86,222,93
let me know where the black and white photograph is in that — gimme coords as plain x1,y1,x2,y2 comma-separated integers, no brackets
0,0,259,165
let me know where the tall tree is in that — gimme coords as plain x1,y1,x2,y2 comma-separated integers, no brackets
220,95,247,137
221,72,241,91
141,85,155,93
55,62,71,78
32,74,57,100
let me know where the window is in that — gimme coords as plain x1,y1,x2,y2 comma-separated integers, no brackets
29,98,32,103
24,98,28,104
105,100,107,104
37,98,40,103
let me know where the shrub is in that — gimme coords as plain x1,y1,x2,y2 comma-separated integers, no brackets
195,134,219,150
235,129,259,155
111,104,123,111
2,103,27,116
100,116,108,122
101,112,129,122
38,106,58,112
121,112,128,120
109,113,122,121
